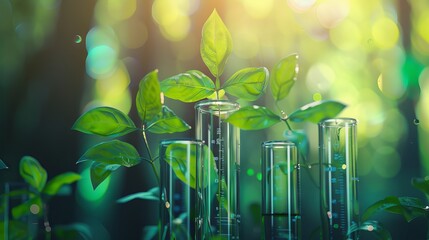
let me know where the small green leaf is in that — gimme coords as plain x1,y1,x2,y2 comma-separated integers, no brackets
0,159,8,169
77,140,141,167
136,70,162,123
270,54,299,101
284,130,309,158
53,223,93,240
222,67,268,101
146,106,191,134
0,220,30,240
347,220,392,240
412,177,429,196
207,89,226,100
225,105,281,130
117,187,160,203
43,172,81,196
164,143,198,189
288,100,346,123
19,156,47,192
90,162,120,190
142,226,158,240
72,107,137,137
160,70,215,102
12,196,42,219
362,196,427,222
200,9,232,78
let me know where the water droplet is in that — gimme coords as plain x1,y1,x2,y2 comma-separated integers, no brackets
30,204,40,214
367,225,374,232
165,201,170,209
74,35,82,43
341,164,347,170
327,211,332,219
414,118,420,125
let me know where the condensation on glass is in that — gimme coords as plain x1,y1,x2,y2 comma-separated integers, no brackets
261,141,301,240
159,139,204,240
195,100,240,239
319,118,359,240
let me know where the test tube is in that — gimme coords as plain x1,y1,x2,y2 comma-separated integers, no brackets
195,100,240,239
159,139,204,240
262,141,301,240
319,118,359,240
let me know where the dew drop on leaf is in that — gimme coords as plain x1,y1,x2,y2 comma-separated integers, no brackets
74,35,82,44
413,118,420,125
165,201,170,209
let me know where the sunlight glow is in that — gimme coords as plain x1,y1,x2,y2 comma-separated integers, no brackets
152,0,195,41
241,0,273,19
371,16,399,49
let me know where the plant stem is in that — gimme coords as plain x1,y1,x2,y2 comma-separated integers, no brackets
282,119,320,188
142,129,160,186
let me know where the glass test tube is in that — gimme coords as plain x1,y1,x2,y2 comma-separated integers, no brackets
319,118,359,240
159,139,204,240
262,141,301,240
195,100,240,239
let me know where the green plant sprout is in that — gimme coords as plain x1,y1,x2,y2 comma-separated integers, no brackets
0,159,7,169
0,156,87,240
160,9,268,103
72,69,191,189
359,176,429,239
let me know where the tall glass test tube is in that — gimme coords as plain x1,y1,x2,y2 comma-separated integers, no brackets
262,141,301,240
159,139,203,240
319,118,359,240
195,100,240,239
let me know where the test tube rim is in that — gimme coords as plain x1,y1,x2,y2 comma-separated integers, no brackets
318,118,357,128
194,99,239,114
160,139,204,147
262,140,297,149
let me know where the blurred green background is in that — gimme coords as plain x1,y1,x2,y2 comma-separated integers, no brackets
1,0,429,239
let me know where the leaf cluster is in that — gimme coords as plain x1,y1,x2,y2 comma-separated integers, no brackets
361,176,429,239
72,70,190,189
0,156,83,239
160,10,268,102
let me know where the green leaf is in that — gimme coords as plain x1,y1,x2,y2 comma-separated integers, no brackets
43,172,81,196
19,156,47,192
90,162,120,190
347,220,392,240
0,159,8,169
362,196,428,222
136,69,162,123
412,177,429,196
142,226,158,240
200,9,232,78
288,100,346,123
53,223,93,240
146,105,191,134
225,105,281,130
160,70,215,102
284,130,309,158
270,54,299,101
12,196,42,219
207,89,226,100
0,220,30,240
222,67,268,101
117,187,159,203
72,107,137,137
164,144,216,189
77,140,141,167
164,143,198,189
